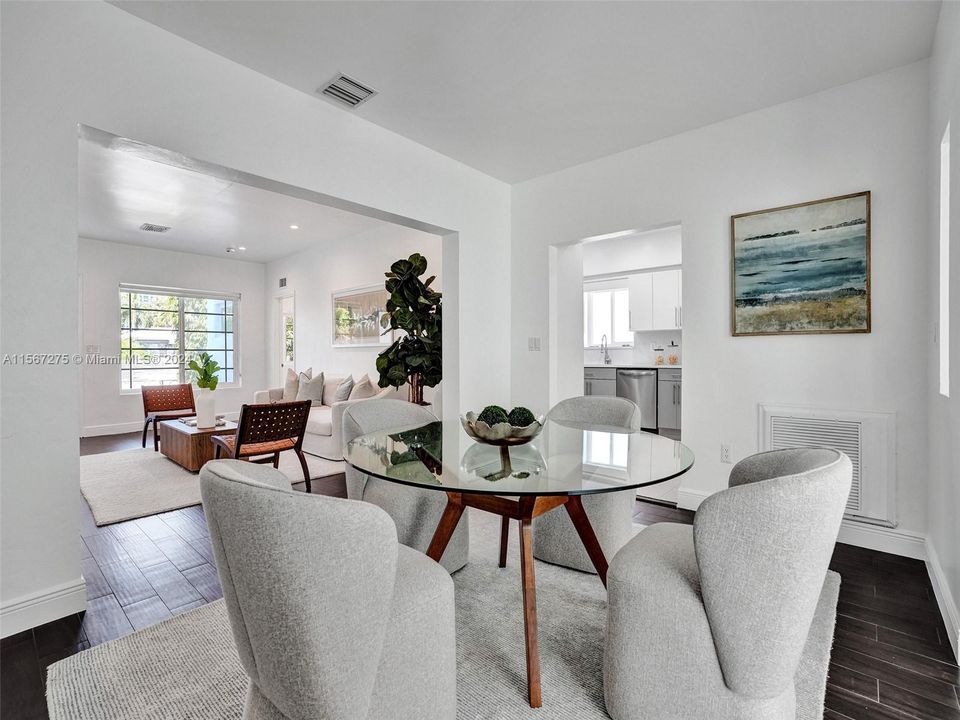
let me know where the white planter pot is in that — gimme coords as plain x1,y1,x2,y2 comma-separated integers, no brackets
195,388,216,429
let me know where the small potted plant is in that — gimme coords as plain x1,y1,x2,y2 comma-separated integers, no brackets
189,351,220,428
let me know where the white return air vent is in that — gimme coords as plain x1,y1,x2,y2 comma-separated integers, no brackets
758,404,896,526
318,74,377,108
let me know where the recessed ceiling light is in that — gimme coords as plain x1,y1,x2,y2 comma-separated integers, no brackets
289,225,299,230
237,246,246,251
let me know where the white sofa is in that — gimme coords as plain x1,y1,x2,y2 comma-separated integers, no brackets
253,375,403,461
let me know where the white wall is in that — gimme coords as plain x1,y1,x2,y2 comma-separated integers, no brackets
264,223,441,388
0,1,510,636
512,63,931,541
78,237,268,435
926,2,960,655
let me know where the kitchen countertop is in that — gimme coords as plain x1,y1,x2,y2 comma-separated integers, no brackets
584,363,682,369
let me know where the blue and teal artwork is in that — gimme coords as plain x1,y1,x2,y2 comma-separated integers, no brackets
731,192,870,335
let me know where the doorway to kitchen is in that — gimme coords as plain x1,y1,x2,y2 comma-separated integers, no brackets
580,224,683,504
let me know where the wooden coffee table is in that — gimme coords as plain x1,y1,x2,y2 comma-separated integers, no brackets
158,419,238,472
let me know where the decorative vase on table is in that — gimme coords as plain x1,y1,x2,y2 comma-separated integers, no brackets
189,351,221,429
195,388,216,429
376,253,441,406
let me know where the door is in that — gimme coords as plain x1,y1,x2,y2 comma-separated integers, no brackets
278,295,295,385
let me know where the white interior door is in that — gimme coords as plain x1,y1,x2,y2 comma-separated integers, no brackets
278,295,295,385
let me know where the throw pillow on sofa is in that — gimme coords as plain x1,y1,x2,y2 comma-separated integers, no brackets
283,367,311,401
296,371,325,406
332,376,354,402
349,374,377,400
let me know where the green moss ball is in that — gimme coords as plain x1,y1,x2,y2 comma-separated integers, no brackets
477,405,509,426
508,406,536,427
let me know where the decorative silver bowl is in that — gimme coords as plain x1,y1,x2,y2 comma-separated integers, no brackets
460,411,545,447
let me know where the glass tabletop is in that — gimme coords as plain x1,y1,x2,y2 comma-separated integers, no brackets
344,419,695,497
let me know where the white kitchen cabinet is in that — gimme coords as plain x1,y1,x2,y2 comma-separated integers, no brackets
651,269,682,330
628,273,653,331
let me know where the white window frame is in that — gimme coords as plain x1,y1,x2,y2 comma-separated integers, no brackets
583,279,634,348
119,283,241,394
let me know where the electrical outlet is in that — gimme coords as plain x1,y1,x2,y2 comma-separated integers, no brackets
720,443,732,464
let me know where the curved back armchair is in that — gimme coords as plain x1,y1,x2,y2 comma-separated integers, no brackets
532,395,641,573
200,460,456,720
694,448,851,697
547,395,641,430
604,448,852,720
342,399,468,573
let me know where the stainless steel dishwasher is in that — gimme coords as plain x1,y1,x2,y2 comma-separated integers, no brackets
615,369,657,431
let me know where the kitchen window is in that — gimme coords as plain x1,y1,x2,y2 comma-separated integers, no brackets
119,285,240,391
584,282,633,348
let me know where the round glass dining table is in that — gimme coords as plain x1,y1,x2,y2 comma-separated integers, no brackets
344,418,695,708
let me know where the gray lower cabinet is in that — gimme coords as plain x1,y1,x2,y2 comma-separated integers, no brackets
657,368,682,430
584,367,617,396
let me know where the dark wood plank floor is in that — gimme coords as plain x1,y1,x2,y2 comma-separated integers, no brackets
1,433,956,720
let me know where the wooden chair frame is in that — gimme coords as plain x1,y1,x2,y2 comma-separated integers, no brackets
212,400,313,492
141,384,197,451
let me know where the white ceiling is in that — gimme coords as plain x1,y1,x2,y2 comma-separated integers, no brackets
79,137,390,263
112,1,941,183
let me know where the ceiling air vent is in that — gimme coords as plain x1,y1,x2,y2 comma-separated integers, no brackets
139,223,171,233
318,74,377,108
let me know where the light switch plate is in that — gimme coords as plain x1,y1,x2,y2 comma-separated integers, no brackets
528,336,541,351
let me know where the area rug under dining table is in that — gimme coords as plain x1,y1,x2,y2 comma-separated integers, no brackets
80,448,344,526
47,511,617,719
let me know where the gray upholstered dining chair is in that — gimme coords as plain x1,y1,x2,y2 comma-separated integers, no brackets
200,460,456,720
531,395,641,573
342,399,469,573
604,448,852,720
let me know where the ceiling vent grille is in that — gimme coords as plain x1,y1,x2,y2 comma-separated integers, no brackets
319,74,377,108
139,223,171,233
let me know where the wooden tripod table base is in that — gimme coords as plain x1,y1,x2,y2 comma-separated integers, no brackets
425,492,609,709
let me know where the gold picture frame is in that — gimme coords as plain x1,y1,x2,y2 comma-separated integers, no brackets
731,191,871,336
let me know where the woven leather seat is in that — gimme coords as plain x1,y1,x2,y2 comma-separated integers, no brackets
213,436,297,457
212,400,313,491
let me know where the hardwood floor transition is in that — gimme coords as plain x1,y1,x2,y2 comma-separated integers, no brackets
1,432,956,719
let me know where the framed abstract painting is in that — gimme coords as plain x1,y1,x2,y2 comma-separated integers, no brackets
332,285,392,347
731,191,871,336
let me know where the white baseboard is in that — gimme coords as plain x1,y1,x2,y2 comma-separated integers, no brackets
82,421,143,437
836,519,928,560
676,487,710,511
1,577,87,638
925,538,960,660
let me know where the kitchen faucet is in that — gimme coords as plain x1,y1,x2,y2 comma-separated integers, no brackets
600,334,612,365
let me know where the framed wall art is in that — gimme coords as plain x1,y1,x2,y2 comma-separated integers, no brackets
731,191,871,336
332,284,392,347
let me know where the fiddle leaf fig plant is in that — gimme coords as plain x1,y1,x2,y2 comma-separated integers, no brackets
376,253,442,393
188,351,221,391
